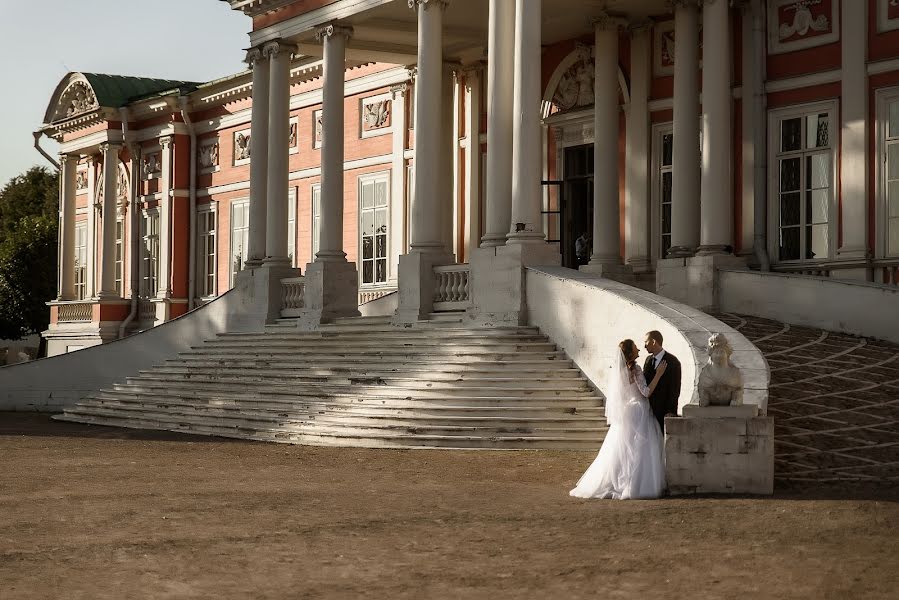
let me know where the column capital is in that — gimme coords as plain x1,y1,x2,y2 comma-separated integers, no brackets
245,47,265,66
591,10,627,31
57,153,78,164
98,141,122,154
627,20,654,37
667,0,701,10
262,39,295,59
315,23,353,42
408,0,448,11
158,135,173,149
390,82,409,99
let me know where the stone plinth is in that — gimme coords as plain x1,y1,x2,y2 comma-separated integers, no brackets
665,409,774,495
656,254,747,310
232,265,302,331
295,260,360,329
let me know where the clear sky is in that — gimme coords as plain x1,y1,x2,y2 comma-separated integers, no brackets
0,0,251,186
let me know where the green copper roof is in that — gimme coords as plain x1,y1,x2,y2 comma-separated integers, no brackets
82,73,200,107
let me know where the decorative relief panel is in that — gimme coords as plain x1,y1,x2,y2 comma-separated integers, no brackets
878,0,899,32
233,128,252,165
361,95,392,138
313,110,323,149
198,139,220,171
288,116,299,153
768,0,839,54
75,168,88,193
549,44,595,115
141,152,161,180
53,81,98,121
654,20,677,77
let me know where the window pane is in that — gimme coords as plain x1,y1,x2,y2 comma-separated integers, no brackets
781,118,801,152
806,113,829,148
889,100,899,138
375,207,387,231
362,260,373,283
375,182,388,207
889,218,899,255
362,211,374,237
780,192,801,227
376,259,386,283
808,189,829,224
661,234,671,259
362,236,373,260
362,182,374,209
806,154,830,190
780,158,800,192
779,227,800,261
662,134,673,166
662,203,672,235
661,171,672,202
807,224,829,259
888,143,899,179
376,233,386,258
889,182,899,218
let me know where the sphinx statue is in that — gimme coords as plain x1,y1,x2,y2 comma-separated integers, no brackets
697,333,743,407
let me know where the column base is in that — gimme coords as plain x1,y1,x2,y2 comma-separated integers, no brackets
232,264,302,331
393,251,455,325
696,244,733,256
464,243,560,327
291,260,360,330
479,233,507,248
655,254,748,310
666,245,696,258
262,256,293,268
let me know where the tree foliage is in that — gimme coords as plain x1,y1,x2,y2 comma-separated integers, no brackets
0,166,59,340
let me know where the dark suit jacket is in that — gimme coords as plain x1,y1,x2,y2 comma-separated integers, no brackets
643,351,682,431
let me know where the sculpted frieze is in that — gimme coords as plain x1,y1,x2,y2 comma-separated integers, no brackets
198,141,220,169
550,45,594,114
56,81,98,120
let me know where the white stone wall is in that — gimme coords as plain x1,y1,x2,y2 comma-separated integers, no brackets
525,266,770,414
719,269,899,344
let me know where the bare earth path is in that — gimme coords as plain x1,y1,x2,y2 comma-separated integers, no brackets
1,413,896,600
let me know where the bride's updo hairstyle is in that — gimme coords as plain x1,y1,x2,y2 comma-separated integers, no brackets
619,339,638,367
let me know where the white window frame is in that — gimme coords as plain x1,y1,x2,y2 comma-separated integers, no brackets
767,100,839,264
197,203,217,298
651,122,674,262
114,218,125,297
875,86,899,259
74,221,87,300
230,199,250,286
311,184,322,260
358,171,390,287
141,209,160,297
287,188,297,267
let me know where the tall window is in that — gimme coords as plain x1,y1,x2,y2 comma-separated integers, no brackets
311,184,322,260
659,130,674,259
115,219,124,296
230,199,249,285
74,222,87,300
359,173,389,285
287,189,296,267
772,106,834,262
142,211,160,297
885,95,899,257
197,207,216,297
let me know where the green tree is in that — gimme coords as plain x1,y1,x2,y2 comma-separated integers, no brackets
0,167,59,340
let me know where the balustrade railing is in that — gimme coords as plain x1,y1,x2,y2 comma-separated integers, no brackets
433,264,471,312
874,259,899,287
359,287,396,305
139,300,157,322
772,258,899,287
57,302,93,322
281,276,306,317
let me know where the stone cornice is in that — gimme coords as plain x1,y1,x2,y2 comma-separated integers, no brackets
224,0,296,18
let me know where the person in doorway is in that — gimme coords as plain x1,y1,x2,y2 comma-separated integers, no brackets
575,231,591,266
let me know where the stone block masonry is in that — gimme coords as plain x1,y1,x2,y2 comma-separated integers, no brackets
665,414,774,495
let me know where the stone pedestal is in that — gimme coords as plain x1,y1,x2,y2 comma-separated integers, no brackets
231,265,301,332
579,262,639,286
655,254,747,310
295,260,360,329
465,243,559,326
393,251,455,325
665,407,774,495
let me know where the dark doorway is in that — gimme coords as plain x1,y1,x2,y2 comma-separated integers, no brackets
560,144,594,269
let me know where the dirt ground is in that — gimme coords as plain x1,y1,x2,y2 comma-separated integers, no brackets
1,413,896,600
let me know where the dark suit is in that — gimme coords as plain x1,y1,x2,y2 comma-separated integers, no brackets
643,351,682,433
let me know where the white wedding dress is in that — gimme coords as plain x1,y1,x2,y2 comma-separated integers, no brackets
570,349,665,500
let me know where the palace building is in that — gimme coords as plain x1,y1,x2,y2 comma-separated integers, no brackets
4,1,896,454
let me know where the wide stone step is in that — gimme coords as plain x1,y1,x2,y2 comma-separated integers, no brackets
138,369,591,390
197,339,559,353
176,348,569,362
170,356,576,370
247,327,544,339
149,363,586,380
94,387,601,409
53,412,605,449
118,375,596,398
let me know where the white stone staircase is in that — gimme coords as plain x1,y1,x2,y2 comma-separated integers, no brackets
53,316,607,449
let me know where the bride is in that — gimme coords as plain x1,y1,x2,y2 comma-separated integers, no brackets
570,339,667,500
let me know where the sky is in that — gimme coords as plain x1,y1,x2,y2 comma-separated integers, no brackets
0,0,251,186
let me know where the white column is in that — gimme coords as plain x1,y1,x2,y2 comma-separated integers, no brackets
588,16,624,265
442,64,458,257
156,136,173,298
669,0,701,257
98,142,122,299
507,0,543,244
698,0,733,255
625,23,652,271
263,40,293,267
246,47,270,268
462,65,482,261
482,0,515,247
739,3,756,256
410,0,448,253
838,0,868,260
315,25,352,263
85,158,97,298
58,154,78,300
389,82,409,282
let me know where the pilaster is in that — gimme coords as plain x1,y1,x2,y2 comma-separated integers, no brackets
461,64,483,262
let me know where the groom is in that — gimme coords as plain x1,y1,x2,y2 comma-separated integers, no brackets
643,330,682,433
